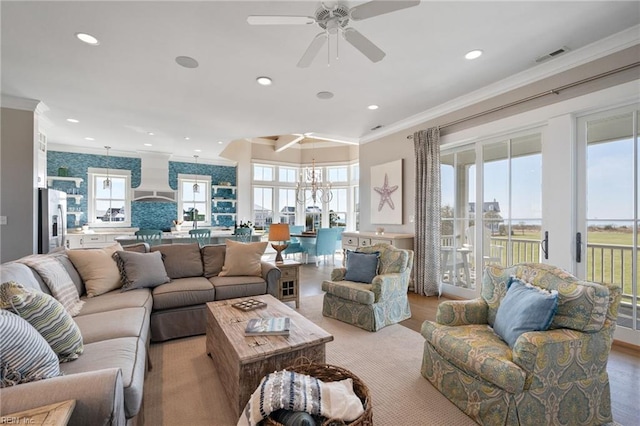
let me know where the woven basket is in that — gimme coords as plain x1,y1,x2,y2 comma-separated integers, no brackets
262,362,372,426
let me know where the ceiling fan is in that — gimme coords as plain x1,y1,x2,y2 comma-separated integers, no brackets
247,1,420,67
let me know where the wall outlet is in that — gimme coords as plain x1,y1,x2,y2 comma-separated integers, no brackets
0,216,7,225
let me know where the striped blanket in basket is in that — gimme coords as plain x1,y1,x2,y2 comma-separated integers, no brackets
237,370,364,426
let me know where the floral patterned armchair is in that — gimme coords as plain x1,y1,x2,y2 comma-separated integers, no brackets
322,244,413,331
421,263,621,425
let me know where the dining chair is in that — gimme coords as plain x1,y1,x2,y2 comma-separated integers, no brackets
135,229,163,246
333,226,345,253
283,225,305,260
233,227,252,243
189,228,211,247
300,227,339,266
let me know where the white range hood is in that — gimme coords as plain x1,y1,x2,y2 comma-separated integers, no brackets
132,153,176,202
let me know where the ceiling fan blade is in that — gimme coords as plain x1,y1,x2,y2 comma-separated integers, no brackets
343,28,385,63
350,1,420,21
247,15,315,25
297,33,328,68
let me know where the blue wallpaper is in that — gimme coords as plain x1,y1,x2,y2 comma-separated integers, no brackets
47,151,237,230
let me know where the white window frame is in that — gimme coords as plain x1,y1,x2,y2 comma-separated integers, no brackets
87,168,132,228
178,173,212,227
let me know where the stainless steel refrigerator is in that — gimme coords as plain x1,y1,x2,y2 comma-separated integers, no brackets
38,188,67,253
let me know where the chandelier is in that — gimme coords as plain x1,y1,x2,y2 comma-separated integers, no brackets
296,157,333,206
192,155,200,194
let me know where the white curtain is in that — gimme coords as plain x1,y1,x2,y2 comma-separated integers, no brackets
413,128,441,296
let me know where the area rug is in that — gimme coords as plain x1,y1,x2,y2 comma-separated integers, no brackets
143,294,476,425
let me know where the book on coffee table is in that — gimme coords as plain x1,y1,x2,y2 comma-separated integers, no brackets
245,317,290,336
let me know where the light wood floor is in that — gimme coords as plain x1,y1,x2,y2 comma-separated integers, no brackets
291,255,640,426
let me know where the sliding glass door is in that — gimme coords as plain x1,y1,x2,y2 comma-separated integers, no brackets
577,105,639,342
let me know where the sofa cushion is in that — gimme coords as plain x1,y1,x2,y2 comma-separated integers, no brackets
421,321,526,394
321,280,374,305
67,243,123,298
75,307,149,344
60,337,145,418
48,251,85,297
0,262,48,294
0,310,61,387
78,288,153,316
122,242,149,253
219,240,267,277
344,250,379,283
202,244,226,278
152,277,215,311
0,282,84,362
150,243,203,279
494,278,558,347
114,251,170,291
209,275,266,300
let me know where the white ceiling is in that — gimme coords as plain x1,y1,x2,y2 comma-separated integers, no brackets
2,1,639,159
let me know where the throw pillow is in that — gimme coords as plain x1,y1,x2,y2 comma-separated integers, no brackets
219,240,268,277
0,310,61,387
67,243,123,297
150,243,203,279
113,251,170,291
0,281,83,362
493,277,559,347
202,244,226,278
344,250,380,283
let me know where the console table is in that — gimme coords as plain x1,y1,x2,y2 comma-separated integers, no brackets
342,231,414,251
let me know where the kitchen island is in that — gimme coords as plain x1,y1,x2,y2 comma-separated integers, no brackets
114,230,262,246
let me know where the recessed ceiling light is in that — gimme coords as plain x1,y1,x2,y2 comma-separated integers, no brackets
144,143,153,147
316,91,334,100
465,49,483,60
66,118,79,123
147,132,154,136
218,141,224,145
256,76,272,86
194,149,202,152
75,32,99,45
84,137,95,141
175,56,199,69
184,137,190,140
367,105,379,110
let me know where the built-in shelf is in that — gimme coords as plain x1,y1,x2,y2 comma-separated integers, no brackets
212,185,237,195
67,194,83,202
48,176,83,188
212,198,237,205
67,211,83,217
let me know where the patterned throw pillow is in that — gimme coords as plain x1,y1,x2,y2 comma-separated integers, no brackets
0,310,61,387
0,281,83,362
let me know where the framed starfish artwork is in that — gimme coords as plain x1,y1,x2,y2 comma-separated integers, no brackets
370,159,403,224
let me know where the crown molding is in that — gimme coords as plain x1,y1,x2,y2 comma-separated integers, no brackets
1,95,48,114
360,24,640,144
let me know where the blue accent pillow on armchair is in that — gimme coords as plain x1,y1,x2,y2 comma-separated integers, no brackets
344,250,380,283
493,277,559,347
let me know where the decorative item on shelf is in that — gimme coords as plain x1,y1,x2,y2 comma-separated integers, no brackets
173,220,183,232
193,155,200,194
376,227,385,235
103,146,112,189
296,143,333,206
219,181,231,186
269,224,290,263
57,166,68,177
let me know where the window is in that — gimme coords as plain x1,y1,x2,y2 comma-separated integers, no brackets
278,188,297,225
178,174,211,226
253,187,273,228
278,166,298,183
329,187,348,227
254,164,274,181
327,166,348,182
87,168,131,227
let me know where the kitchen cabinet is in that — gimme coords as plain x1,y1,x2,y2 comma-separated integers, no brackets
66,231,136,249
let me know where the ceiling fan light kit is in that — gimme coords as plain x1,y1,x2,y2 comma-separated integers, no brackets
248,1,420,67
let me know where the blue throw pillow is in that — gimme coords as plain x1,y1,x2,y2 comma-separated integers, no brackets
493,277,559,347
344,250,379,283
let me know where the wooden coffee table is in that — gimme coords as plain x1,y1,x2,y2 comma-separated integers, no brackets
206,294,333,419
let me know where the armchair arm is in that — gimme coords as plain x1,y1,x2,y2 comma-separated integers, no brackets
512,328,611,388
0,368,126,426
371,272,408,302
261,261,281,297
331,268,347,282
436,298,488,326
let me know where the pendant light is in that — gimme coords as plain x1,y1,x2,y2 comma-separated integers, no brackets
192,155,200,194
103,146,112,190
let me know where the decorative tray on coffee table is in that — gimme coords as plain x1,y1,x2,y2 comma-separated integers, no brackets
231,299,267,311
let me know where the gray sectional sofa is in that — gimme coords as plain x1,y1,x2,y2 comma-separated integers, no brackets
0,242,281,426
